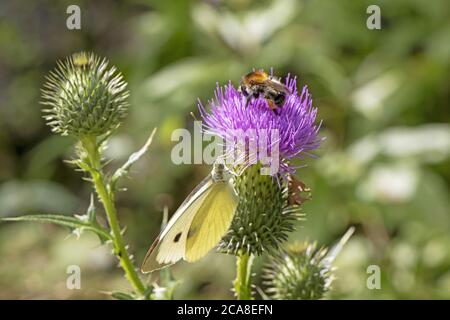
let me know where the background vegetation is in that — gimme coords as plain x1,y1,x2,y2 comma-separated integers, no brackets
0,0,448,299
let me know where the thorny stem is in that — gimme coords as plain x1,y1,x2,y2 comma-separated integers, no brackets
81,135,146,296
233,252,254,300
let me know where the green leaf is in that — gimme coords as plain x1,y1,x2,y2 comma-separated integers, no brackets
101,290,143,300
74,194,109,244
2,214,112,242
322,226,355,268
157,267,179,300
110,128,157,189
110,291,136,300
86,193,97,223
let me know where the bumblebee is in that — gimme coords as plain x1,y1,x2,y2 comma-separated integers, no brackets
239,70,290,113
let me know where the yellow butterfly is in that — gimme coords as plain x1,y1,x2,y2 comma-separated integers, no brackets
141,161,238,273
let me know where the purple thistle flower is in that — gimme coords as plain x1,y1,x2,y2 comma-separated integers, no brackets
198,74,322,177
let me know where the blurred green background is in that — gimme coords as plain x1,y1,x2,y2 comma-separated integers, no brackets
0,0,449,299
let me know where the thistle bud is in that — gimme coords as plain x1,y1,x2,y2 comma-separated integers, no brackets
41,52,128,137
263,242,332,300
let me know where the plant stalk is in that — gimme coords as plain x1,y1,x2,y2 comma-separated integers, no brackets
233,252,254,300
81,135,146,296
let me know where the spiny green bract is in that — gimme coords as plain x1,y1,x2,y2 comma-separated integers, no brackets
263,242,332,300
218,164,302,256
41,52,129,137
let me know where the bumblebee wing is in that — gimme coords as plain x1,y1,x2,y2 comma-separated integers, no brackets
185,181,238,262
141,176,214,273
266,79,290,94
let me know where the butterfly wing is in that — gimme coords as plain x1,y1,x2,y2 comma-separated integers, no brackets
185,181,238,262
141,176,214,273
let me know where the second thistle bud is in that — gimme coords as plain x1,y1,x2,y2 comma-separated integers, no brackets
263,242,332,300
41,52,129,137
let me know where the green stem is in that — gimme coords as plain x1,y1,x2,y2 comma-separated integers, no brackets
233,252,254,300
81,135,146,296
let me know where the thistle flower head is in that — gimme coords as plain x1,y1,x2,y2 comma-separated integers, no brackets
41,52,129,137
199,74,322,177
263,242,332,300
